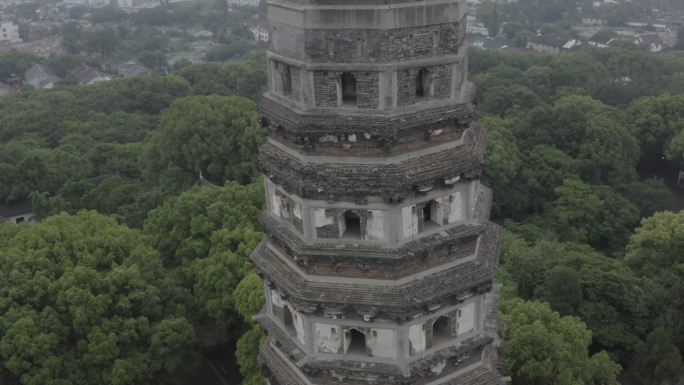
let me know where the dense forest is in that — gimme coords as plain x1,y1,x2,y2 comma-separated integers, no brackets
1,45,684,385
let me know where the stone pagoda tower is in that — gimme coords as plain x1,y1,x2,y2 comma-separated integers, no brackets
249,0,502,382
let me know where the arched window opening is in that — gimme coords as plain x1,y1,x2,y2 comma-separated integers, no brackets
432,316,452,347
340,72,357,107
416,68,431,101
283,65,292,96
345,328,368,355
422,200,443,231
283,306,296,335
340,210,362,239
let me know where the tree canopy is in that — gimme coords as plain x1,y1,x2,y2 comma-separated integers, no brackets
0,212,199,385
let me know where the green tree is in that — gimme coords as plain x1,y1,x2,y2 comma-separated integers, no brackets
501,299,621,385
620,179,673,218
526,96,639,186
625,211,684,281
548,179,639,250
144,95,265,192
0,212,199,385
234,273,266,385
665,126,684,169
143,183,264,327
629,328,684,385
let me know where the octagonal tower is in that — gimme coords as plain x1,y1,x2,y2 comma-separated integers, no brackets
250,0,503,383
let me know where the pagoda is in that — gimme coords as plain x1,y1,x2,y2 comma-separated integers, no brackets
250,0,503,382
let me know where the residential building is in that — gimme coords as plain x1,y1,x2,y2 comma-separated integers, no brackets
0,21,20,43
0,199,35,225
227,0,261,7
0,81,17,95
72,64,110,85
588,30,615,47
246,21,269,42
24,64,60,89
116,62,152,78
636,33,664,52
117,0,159,8
526,34,573,54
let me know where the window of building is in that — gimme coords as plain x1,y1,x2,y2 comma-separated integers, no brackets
345,328,368,355
340,210,362,239
416,68,431,101
283,306,296,335
328,38,334,56
15,217,24,224
339,72,357,107
356,38,363,56
409,34,414,55
432,316,452,346
282,65,292,96
422,199,442,231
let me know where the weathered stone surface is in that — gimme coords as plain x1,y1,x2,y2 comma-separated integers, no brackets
259,122,486,201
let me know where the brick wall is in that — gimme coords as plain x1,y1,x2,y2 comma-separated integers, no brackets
303,19,466,64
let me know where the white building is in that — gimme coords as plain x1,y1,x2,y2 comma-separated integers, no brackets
117,0,159,8
62,0,108,7
246,22,269,42
227,0,261,7
0,21,21,43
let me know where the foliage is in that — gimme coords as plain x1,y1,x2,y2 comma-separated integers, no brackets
625,211,684,282
502,231,649,357
144,95,265,191
548,179,639,250
629,328,684,385
143,183,264,326
236,324,266,385
501,299,621,385
0,212,199,385
234,273,266,385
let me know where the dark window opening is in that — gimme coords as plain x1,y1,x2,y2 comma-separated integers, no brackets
416,68,431,101
15,217,24,224
340,72,357,107
356,38,362,56
346,328,367,355
422,200,442,231
283,306,296,335
432,316,451,347
341,210,362,239
283,65,292,96
409,34,414,54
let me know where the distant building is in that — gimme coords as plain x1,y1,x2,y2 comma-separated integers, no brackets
466,21,489,36
581,13,606,26
588,31,615,48
526,35,575,54
0,199,35,225
117,0,159,8
636,33,664,52
72,64,110,85
0,81,17,95
470,36,508,50
24,64,60,89
116,62,152,78
246,21,269,42
62,0,108,7
227,0,261,7
0,21,21,43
